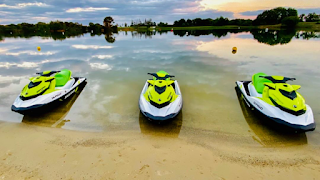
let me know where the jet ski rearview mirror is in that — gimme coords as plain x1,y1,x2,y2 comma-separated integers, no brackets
259,76,296,83
36,71,61,77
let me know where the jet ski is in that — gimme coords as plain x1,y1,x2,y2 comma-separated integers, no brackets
139,71,182,121
22,80,87,128
12,69,87,115
236,73,315,132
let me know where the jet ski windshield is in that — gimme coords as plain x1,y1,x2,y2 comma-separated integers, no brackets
155,85,166,94
28,81,41,88
279,89,297,100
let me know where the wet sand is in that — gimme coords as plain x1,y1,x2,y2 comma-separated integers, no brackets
0,122,319,180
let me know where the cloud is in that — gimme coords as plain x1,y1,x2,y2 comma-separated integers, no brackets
0,62,38,68
0,0,235,25
297,8,320,15
90,63,112,70
239,8,320,18
0,0,320,25
66,7,113,13
92,55,113,59
4,51,56,56
0,2,49,9
239,10,265,16
72,45,113,49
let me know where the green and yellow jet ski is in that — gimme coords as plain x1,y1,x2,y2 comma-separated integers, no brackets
236,73,315,132
11,69,87,115
139,71,182,121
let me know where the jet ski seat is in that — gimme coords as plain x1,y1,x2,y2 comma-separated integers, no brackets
55,69,72,87
252,72,272,94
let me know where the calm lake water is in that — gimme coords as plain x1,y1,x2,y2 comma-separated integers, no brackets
0,30,320,147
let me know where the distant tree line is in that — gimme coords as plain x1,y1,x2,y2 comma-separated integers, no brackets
0,21,86,34
0,16,118,35
299,13,320,22
170,17,253,27
130,19,156,27
155,7,319,28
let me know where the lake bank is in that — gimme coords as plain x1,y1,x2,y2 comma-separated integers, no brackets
118,22,320,31
0,122,319,179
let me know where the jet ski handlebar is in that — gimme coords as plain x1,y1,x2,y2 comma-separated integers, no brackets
147,73,175,79
36,71,61,77
259,76,296,83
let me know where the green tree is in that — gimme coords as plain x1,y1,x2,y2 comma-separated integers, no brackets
186,19,192,26
299,14,305,22
281,16,299,27
104,16,114,28
253,7,298,25
305,13,320,22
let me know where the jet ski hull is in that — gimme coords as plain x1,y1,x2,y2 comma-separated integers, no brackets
12,77,86,115
139,81,182,121
236,81,315,132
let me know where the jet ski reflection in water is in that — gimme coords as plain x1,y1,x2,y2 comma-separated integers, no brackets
22,81,87,128
12,69,87,115
139,111,183,138
139,71,182,121
236,73,315,132
235,87,307,147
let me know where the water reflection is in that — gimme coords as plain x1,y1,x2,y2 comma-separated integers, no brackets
1,29,319,45
296,31,320,39
22,82,87,128
251,29,297,45
235,87,307,147
173,29,249,37
139,112,183,138
105,30,116,43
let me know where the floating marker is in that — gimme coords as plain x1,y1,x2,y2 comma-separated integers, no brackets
37,46,41,51
232,47,237,54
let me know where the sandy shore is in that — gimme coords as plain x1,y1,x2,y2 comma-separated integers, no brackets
0,122,319,180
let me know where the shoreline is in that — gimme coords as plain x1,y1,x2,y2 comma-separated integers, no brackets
118,22,320,31
0,122,319,179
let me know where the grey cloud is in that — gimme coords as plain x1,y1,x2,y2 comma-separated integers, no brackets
0,0,235,25
239,8,320,17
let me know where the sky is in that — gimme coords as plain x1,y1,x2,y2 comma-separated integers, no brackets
0,0,320,25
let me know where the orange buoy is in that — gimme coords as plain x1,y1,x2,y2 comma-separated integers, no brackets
37,46,41,51
232,47,237,54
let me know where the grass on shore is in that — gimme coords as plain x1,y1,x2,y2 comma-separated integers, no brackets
295,22,320,31
118,22,320,32
118,25,254,31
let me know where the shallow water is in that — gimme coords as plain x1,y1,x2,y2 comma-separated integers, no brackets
0,30,319,147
